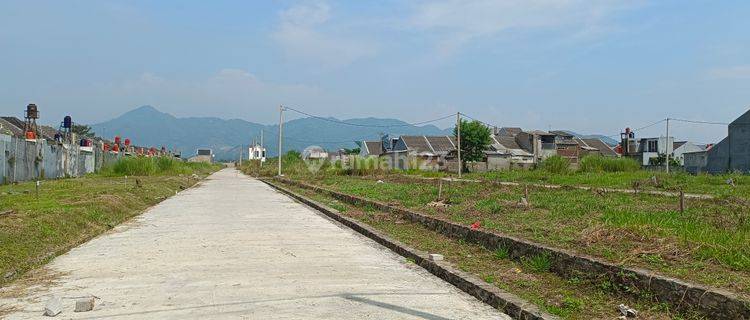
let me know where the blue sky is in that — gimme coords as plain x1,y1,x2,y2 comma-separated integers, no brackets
1,0,748,143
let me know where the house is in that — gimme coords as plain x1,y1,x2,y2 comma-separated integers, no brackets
0,116,59,141
302,146,328,160
0,117,24,137
672,141,705,166
188,148,213,163
358,140,383,157
574,137,619,157
516,130,557,163
247,143,266,162
696,109,750,174
381,135,456,171
485,134,534,170
684,150,709,174
634,136,675,166
496,127,523,137
549,131,581,164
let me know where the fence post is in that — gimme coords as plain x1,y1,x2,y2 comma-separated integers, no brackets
679,190,685,213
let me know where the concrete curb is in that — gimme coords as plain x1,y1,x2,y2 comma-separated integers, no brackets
275,177,750,320
262,179,559,320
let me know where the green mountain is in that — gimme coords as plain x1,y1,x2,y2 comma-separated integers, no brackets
91,106,450,160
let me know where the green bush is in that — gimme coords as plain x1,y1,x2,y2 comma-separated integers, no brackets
579,155,640,173
103,157,216,176
521,253,552,273
540,155,570,174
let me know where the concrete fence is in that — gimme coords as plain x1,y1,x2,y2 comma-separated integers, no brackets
0,134,121,184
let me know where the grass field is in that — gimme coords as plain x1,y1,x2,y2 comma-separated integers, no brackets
241,155,750,199
465,170,750,199
0,157,221,286
282,173,750,300
280,181,705,320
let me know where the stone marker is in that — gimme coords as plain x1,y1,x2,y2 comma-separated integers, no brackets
44,296,63,317
74,297,95,312
617,303,637,318
429,254,444,261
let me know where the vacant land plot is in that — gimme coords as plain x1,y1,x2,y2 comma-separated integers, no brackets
283,173,750,300
278,180,706,319
465,170,750,199
0,159,220,286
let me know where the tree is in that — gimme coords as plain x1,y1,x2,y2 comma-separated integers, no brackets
72,124,94,137
343,147,360,155
454,119,491,163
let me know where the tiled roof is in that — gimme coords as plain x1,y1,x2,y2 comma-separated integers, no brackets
490,135,532,156
401,136,432,153
525,130,554,136
363,141,382,156
426,136,456,153
498,127,522,137
0,117,24,137
400,135,456,155
0,116,57,140
549,130,574,137
576,138,618,156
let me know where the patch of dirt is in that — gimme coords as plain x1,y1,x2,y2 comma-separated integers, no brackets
578,225,690,266
0,267,67,300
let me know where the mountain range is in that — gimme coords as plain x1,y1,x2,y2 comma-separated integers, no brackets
91,106,618,161
91,106,451,160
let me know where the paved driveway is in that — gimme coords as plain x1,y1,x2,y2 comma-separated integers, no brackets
1,169,509,319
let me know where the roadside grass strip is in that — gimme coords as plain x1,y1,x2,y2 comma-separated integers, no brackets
277,177,750,319
270,179,708,320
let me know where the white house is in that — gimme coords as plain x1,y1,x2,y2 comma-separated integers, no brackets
248,144,266,162
636,137,674,166
672,141,705,166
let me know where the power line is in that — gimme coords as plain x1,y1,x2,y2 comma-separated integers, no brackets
606,118,667,138
670,118,729,125
283,106,455,128
458,112,500,129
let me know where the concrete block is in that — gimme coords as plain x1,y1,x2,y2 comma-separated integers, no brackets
44,296,62,317
429,253,444,261
74,297,95,312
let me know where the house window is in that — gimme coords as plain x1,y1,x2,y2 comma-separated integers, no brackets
647,140,658,152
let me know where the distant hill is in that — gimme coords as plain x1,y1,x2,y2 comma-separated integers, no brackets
91,106,449,160
90,106,619,161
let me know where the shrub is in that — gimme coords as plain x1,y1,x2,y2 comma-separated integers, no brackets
579,155,640,173
540,155,570,174
103,157,216,176
494,246,509,260
521,253,552,273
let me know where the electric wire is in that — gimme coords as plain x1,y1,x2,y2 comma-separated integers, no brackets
669,118,729,126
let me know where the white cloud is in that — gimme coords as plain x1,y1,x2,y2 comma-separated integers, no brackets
409,0,638,57
272,1,377,67
708,65,750,79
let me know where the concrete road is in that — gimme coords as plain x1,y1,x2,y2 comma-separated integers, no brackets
1,169,509,319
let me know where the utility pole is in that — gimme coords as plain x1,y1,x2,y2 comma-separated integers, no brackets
456,112,462,178
238,144,242,166
665,117,670,174
260,129,264,167
278,105,284,176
